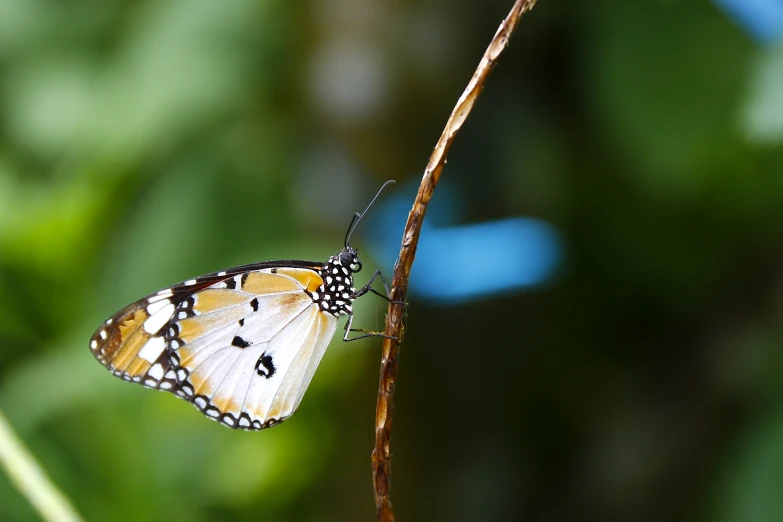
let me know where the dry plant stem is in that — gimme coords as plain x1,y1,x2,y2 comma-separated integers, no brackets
370,0,539,520
0,411,83,522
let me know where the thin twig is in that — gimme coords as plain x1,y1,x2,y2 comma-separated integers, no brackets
0,411,83,522
370,0,539,519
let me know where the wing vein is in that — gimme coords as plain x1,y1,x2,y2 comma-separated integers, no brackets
264,307,320,421
238,304,319,417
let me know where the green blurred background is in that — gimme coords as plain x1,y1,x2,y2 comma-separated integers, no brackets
2,0,783,520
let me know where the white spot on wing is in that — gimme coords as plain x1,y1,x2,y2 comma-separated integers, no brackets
90,340,98,350
144,303,175,334
185,279,197,286
138,337,166,363
146,298,171,316
148,363,164,380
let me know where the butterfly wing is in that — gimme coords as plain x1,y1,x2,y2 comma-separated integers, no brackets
90,263,338,430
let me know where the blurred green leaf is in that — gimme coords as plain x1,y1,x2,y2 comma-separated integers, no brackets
0,163,108,280
585,0,753,198
744,41,783,144
718,406,783,522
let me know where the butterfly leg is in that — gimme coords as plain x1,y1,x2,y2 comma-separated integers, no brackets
343,313,398,342
353,269,390,300
354,269,405,305
343,269,405,342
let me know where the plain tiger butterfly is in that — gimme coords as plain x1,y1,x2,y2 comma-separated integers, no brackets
89,181,396,431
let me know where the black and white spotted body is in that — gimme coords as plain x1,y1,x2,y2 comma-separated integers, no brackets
310,246,362,317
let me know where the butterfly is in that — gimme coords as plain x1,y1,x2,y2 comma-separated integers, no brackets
89,181,395,431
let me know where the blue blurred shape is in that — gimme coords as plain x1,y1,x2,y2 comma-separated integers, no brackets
410,218,561,303
715,0,783,43
368,185,561,305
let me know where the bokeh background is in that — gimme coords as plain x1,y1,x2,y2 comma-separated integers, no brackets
1,0,783,521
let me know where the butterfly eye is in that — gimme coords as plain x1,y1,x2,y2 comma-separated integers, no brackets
339,251,354,267
340,250,362,273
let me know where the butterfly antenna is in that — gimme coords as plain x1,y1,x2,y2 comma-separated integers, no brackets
345,180,396,247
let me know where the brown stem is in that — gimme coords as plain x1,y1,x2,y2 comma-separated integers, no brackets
370,1,539,520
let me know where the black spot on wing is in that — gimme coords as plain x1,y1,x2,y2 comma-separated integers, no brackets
250,298,259,311
255,353,275,378
231,335,250,348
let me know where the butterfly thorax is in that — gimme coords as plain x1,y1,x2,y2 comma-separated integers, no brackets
310,247,362,317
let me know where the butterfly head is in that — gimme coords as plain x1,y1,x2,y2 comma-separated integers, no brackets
338,246,362,273
316,179,395,311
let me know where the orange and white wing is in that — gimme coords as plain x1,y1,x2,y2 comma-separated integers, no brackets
89,266,338,430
